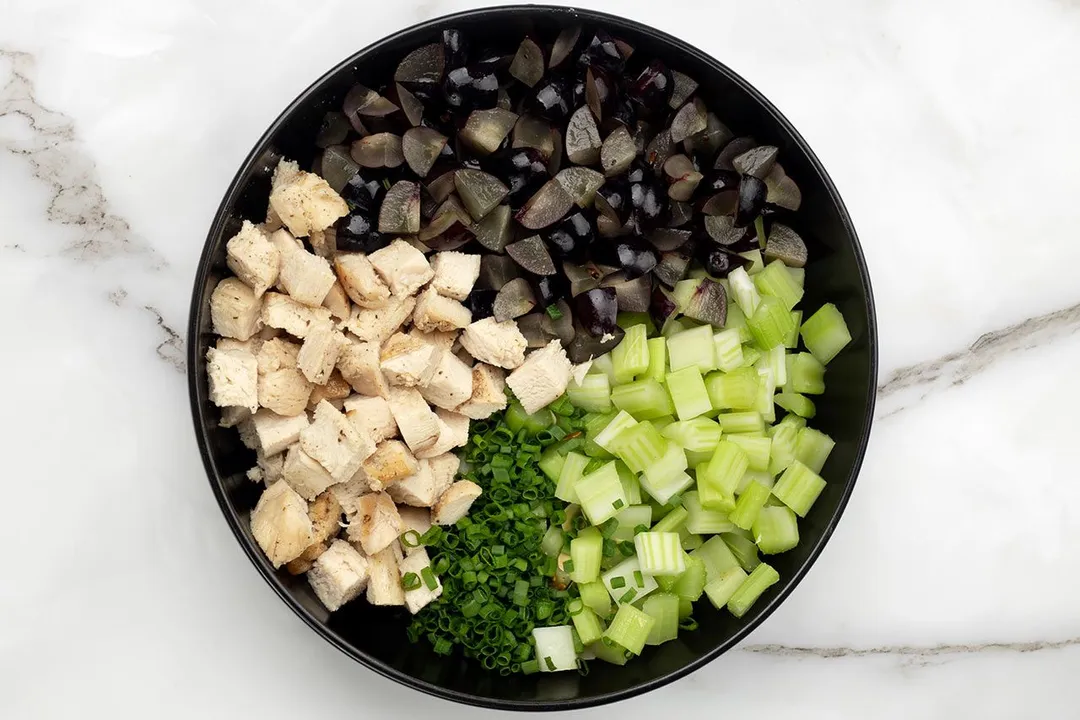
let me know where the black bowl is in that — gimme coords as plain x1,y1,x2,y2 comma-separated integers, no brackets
187,5,876,710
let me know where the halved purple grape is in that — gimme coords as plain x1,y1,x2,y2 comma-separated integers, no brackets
321,145,359,193
509,37,545,87
628,169,669,231
459,108,519,155
343,84,399,123
473,204,512,252
733,145,778,179
549,26,583,69
418,196,473,242
594,179,631,225
547,299,575,344
316,112,351,148
465,288,498,319
574,286,619,337
653,250,691,287
577,30,625,73
701,191,737,216
546,210,595,263
764,223,808,268
378,180,421,234
684,112,733,159
530,75,575,122
506,235,557,275
663,154,703,202
554,166,605,208
646,227,692,252
493,277,538,322
517,313,556,348
501,147,550,206
512,115,556,159
706,169,741,193
668,200,693,227
340,172,385,214
645,128,676,174
402,127,448,178
563,261,607,296
425,171,457,204
395,43,445,86
764,163,802,211
670,98,707,144
600,271,652,312
335,212,388,254
566,106,602,165
532,271,571,307
566,320,623,363
442,29,468,68
714,136,757,170
443,64,500,112
704,215,750,245
477,255,522,290
682,278,728,327
516,178,574,229
548,127,564,175
668,71,698,110
734,175,767,228
629,60,674,110
591,236,658,279
650,285,679,331
601,126,637,177
390,83,425,127
454,169,509,221
351,133,405,169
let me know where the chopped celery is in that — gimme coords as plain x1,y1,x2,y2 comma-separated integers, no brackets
555,452,590,503
634,532,687,575
795,427,835,473
800,303,852,364
533,626,578,672
639,470,693,507
775,392,816,419
662,317,698,338
579,581,613,618
727,562,780,618
713,328,744,372
747,296,797,351
567,372,613,413
705,367,760,410
728,267,761,318
576,461,628,525
611,379,675,420
761,344,788,389
662,418,722,456
753,505,800,554
704,566,749,609
691,535,741,582
680,531,703,551
672,554,707,601
737,469,776,494
738,248,765,274
755,367,777,424
612,324,650,384
601,556,658,604
667,325,717,373
673,278,703,312
612,504,653,542
604,603,655,655
724,297,752,343
773,461,826,517
541,525,565,557
683,490,735,534
588,639,629,665
505,400,556,435
617,311,657,336
784,310,803,349
538,447,566,483
717,411,765,435
651,505,688,534
678,597,694,619
594,411,638,451
640,444,691,504
666,367,713,420
787,266,805,288
721,531,761,572
642,592,681,645
774,412,808,433
616,461,643,505
570,603,605,645
570,527,604,583
583,439,614,460
754,259,804,311
741,345,763,368
589,353,616,384
729,481,771,530
646,336,668,383
698,440,749,510
788,353,826,395
611,421,667,474
727,434,772,472
768,422,799,476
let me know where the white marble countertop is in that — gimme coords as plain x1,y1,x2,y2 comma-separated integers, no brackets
3,0,1079,717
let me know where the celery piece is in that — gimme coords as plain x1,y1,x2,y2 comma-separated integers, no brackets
555,452,590,504
666,366,713,420
717,411,765,435
768,422,799,476
774,412,808,433
721,531,761,572
736,469,776,494
705,367,760,410
594,410,638,452
795,427,835,474
747,295,797,351
800,303,852,364
570,527,604,583
579,580,613,619
538,447,567,483
698,440,749,510
754,259,804,311
612,504,653,542
612,324,651,384
667,324,717,373
634,532,686,576
672,554,707,601
640,443,690,503
662,418,721,455
727,434,772,472
616,461,643,505
727,562,780,618
541,524,566,557
784,310,803,349
604,603,656,656
713,328,744,372
642,592,681,645
617,311,657,336
728,266,761,316
651,415,676,432
583,439,615,460
639,470,693,507
646,336,668,383
787,266,805,287
691,535,741,582
753,505,800,554
588,639,629,666
762,344,788,389
651,505,689,534
775,392,816,419
567,372,613,413
773,461,826,517
741,345,763,368
683,490,735,534
533,626,578,672
739,248,765,275
601,556,658,604
576,461,628,525
611,421,668,474
729,481,771,530
755,367,777,424
589,353,616,384
724,297,752,343
672,278,703,312
788,352,826,395
570,604,605,646
611,379,675,420
662,317,698,339
704,566,750,609
680,530,703,551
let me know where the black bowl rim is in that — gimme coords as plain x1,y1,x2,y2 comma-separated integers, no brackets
187,4,878,711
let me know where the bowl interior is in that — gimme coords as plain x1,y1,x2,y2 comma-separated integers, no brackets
188,5,876,710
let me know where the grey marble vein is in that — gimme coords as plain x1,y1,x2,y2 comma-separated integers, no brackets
878,300,1080,417
743,636,1080,664
0,49,159,263
144,305,185,373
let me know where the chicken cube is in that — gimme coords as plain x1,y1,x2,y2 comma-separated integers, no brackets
429,252,482,301
432,480,483,525
415,410,469,460
386,387,440,453
307,540,369,611
282,444,339,500
427,453,460,499
341,295,417,344
330,471,370,517
261,292,332,339
285,542,327,576
298,322,346,385
278,242,336,308
334,253,391,309
386,459,437,507
455,363,508,420
418,351,473,410
250,409,310,457
380,333,441,388
250,480,315,568
256,337,300,374
368,239,433,297
362,440,419,491
257,451,285,485
226,220,280,297
411,287,472,332
322,281,351,320
506,340,573,414
343,395,398,443
337,338,389,398
206,347,259,413
258,368,313,416
216,336,262,355
400,547,443,614
365,544,406,606
211,277,263,341
306,370,351,410
219,405,252,429
459,317,526,369
398,506,432,541
349,491,403,555
300,400,376,482
268,159,349,237
408,328,459,353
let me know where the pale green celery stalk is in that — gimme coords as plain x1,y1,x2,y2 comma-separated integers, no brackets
666,366,713,420
588,639,629,665
683,490,735,534
555,452,590,504
787,266,805,288
697,440,749,510
738,248,765,275
612,504,653,542
705,368,760,411
736,469,776,494
724,297,752,343
589,353,616,384
662,418,721,455
616,461,643,505
754,259,804,310
794,427,835,473
747,295,796,351
642,593,681,645
755,366,777,424
579,581,613,618
704,566,749,609
611,421,667,474
640,444,692,505
767,422,799,476
570,527,604,583
570,604,604,646
594,410,638,451
646,336,668,383
728,266,761,316
787,352,826,395
726,434,772,472
761,344,788,388
604,604,656,655
784,310,803,349
634,532,686,575
567,373,613,413
541,524,565,557
775,392,816,419
773,461,827,517
672,553,707,601
680,530,703,551
651,505,689,533
729,480,771,530
576,461,629,525
538,447,567,483
713,328,744,372
800,303,852,364
727,562,780,617
717,411,765,435
753,505,800,554
774,413,807,433
601,556,659,605
612,324,651,384
667,324,717,373
612,379,675,420
721,531,761,572
691,535,741,582
651,415,675,432
662,317,699,339
741,345,763,368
